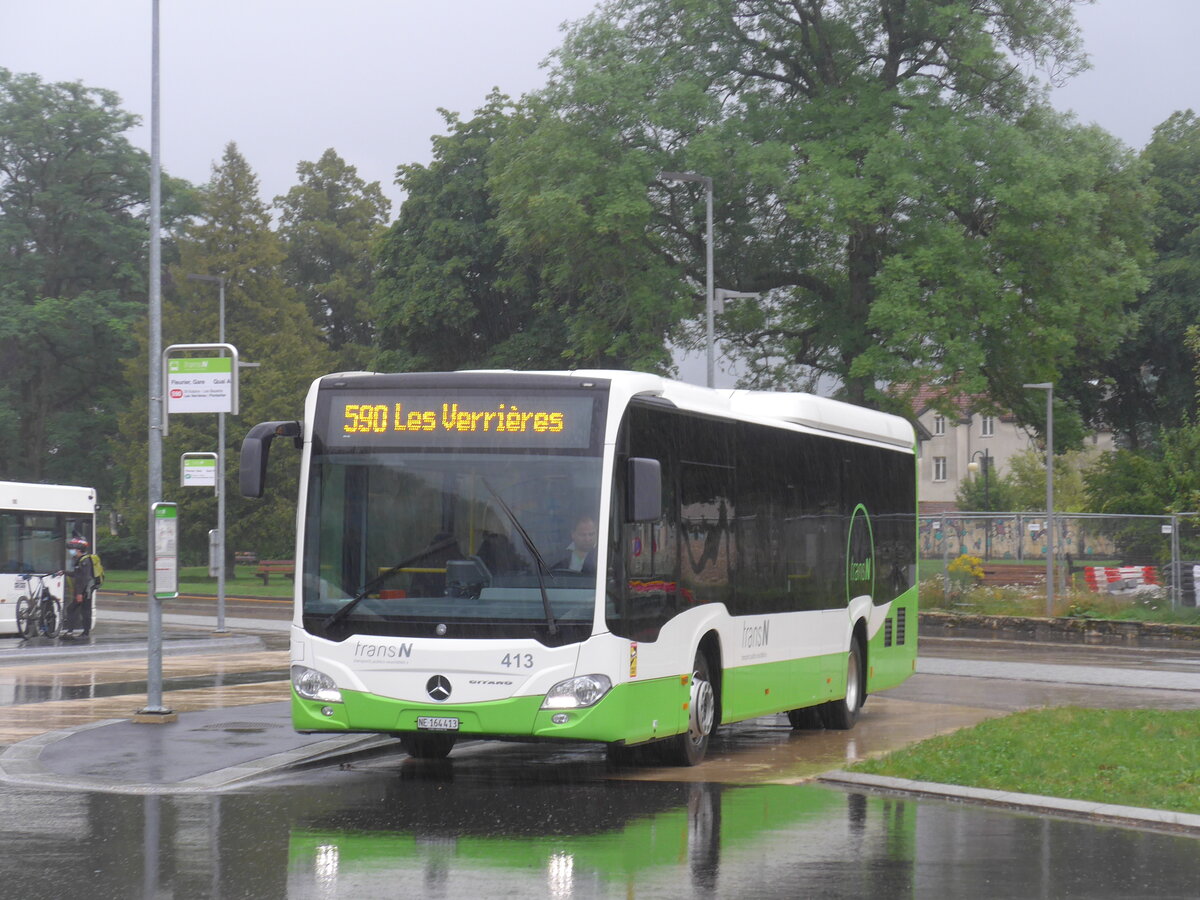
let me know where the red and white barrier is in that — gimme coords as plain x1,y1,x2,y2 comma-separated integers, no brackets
1082,565,1159,593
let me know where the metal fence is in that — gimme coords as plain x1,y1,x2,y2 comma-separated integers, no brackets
920,512,1200,608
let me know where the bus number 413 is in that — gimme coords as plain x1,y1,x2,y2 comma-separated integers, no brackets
502,653,534,668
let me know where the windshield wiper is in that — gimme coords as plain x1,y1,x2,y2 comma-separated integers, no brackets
323,536,459,630
481,478,559,638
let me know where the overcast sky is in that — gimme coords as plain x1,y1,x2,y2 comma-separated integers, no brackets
3,0,1198,213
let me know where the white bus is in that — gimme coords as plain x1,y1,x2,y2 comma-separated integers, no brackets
242,371,917,765
0,481,98,636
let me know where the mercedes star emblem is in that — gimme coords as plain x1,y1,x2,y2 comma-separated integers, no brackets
426,675,452,702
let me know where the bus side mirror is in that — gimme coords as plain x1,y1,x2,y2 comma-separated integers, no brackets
626,457,661,523
240,421,302,498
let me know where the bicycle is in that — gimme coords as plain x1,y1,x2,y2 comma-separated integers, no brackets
15,572,63,639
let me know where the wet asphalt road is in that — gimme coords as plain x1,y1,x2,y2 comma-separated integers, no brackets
3,747,1200,900
1,604,1199,899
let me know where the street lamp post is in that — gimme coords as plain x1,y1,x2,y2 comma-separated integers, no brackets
658,172,714,387
187,273,229,633
1024,382,1054,616
967,448,992,559
141,0,173,719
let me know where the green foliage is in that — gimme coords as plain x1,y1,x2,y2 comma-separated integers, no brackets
500,0,1149,411
0,68,155,497
1084,425,1200,516
116,144,332,563
1005,447,1098,512
854,707,1200,815
1100,111,1200,445
1076,420,1200,564
373,90,685,373
276,149,391,370
373,93,551,372
955,467,1016,512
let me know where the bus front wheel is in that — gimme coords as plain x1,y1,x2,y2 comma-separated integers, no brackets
820,638,864,730
400,732,456,759
663,651,716,766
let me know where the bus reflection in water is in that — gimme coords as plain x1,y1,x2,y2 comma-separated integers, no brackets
285,781,917,897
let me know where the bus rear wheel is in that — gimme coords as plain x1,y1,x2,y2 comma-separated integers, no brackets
400,732,456,759
663,651,716,766
820,637,864,730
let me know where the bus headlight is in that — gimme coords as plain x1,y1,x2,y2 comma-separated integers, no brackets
292,665,343,703
542,674,612,709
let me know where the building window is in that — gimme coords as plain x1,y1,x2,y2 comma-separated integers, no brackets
980,415,995,437
933,415,946,436
933,457,947,482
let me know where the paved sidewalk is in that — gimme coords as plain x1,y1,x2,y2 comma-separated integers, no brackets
917,656,1200,691
0,700,390,795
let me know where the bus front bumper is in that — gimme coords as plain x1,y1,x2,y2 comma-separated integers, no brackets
292,675,686,746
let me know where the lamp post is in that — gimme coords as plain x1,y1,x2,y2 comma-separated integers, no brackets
659,171,714,386
141,0,173,719
1024,382,1054,615
187,273,229,633
967,448,992,559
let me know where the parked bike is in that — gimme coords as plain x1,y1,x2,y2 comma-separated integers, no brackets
15,572,63,639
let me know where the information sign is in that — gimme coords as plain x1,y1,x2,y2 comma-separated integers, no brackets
167,357,234,414
152,502,179,600
181,453,218,488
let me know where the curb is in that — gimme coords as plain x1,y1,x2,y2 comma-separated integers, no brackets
819,770,1200,835
919,611,1200,645
0,634,266,667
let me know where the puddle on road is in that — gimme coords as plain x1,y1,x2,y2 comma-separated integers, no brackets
0,670,289,706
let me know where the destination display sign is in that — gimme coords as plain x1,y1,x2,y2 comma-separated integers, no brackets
319,390,598,450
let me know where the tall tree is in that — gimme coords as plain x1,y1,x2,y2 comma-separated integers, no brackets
0,68,152,495
375,91,690,373
117,144,330,561
1099,110,1200,446
276,149,391,370
376,94,561,371
491,0,1148,413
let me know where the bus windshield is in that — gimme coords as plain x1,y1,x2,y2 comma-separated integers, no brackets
302,449,603,645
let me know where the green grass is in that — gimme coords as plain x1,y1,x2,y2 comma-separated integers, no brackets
852,707,1200,814
102,567,295,598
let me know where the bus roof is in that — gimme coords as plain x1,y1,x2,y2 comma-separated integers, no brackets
477,370,916,450
0,481,98,514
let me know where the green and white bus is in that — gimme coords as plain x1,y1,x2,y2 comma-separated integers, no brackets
1,481,98,636
241,370,917,765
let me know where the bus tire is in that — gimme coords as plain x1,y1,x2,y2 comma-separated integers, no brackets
399,732,456,759
786,706,824,729
821,637,864,730
663,650,717,766
605,742,641,767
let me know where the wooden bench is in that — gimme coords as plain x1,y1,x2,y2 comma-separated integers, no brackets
256,560,294,584
980,564,1048,586
234,550,259,567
